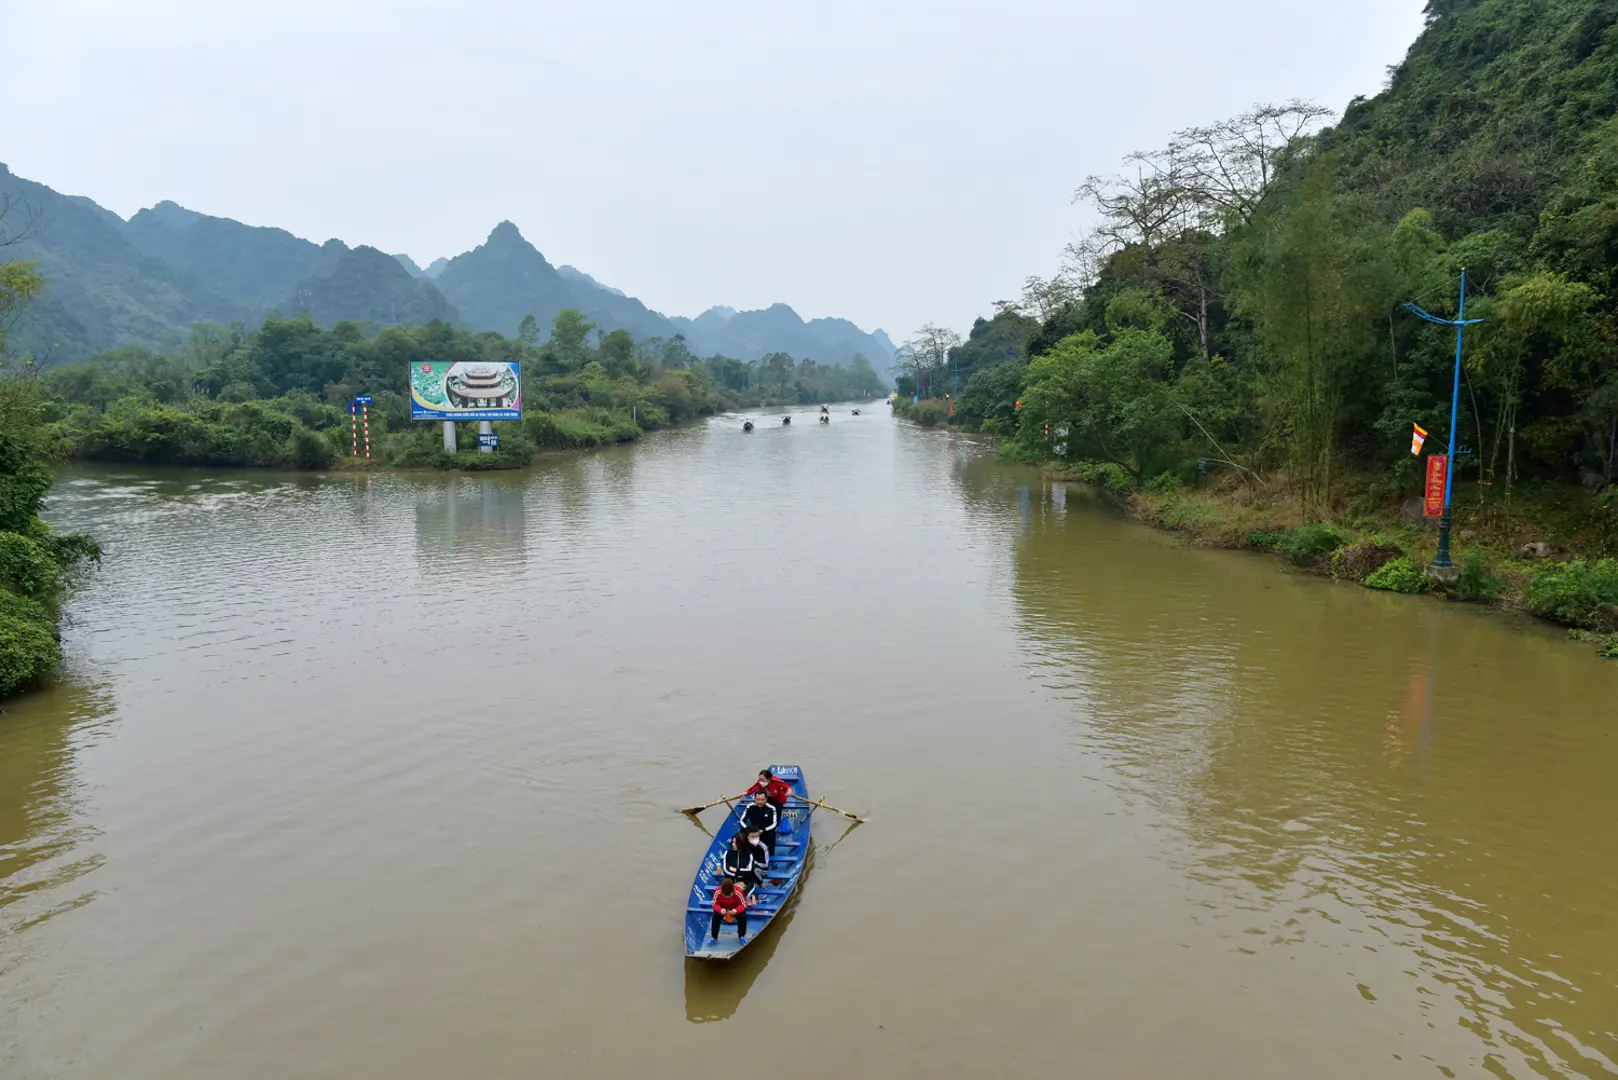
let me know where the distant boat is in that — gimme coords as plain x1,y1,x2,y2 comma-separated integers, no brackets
684,766,813,960
743,420,754,432
851,410,861,416
782,416,791,426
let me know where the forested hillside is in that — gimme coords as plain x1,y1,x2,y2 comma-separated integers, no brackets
909,0,1618,541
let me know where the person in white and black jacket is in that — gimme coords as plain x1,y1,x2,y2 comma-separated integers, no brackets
721,831,766,892
739,789,780,857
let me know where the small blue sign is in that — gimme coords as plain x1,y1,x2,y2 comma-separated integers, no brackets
477,433,500,449
354,395,373,405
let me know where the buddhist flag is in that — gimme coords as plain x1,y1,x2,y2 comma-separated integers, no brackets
1410,422,1428,456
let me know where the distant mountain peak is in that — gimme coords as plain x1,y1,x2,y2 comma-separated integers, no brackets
704,305,737,321
134,199,205,232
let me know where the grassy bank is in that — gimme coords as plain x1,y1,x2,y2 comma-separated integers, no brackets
1065,464,1618,659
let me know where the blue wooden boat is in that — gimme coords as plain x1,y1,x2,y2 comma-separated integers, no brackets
684,765,813,960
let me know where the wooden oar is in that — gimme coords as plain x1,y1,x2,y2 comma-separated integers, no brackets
678,793,746,816
788,795,867,823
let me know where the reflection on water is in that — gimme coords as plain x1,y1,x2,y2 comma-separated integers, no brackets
1001,476,1618,1078
0,684,115,939
2,421,1615,1080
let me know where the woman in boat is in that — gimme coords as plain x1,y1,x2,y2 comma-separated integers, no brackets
739,791,780,857
710,877,749,945
745,768,793,811
722,832,765,892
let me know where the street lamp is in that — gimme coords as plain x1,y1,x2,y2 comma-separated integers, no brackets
1403,269,1484,572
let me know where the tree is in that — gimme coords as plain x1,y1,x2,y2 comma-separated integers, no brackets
0,196,43,360
599,329,637,378
907,324,963,399
549,309,595,371
1019,329,1181,483
517,314,541,347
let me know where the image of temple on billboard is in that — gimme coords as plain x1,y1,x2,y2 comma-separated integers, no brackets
410,362,522,421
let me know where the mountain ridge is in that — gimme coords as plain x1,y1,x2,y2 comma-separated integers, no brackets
0,166,893,369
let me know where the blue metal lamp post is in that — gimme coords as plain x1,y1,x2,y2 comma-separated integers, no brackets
1403,269,1484,570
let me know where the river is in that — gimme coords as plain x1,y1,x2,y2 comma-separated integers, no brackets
2,404,1615,1079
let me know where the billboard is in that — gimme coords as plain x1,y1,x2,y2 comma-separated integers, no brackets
410,362,521,421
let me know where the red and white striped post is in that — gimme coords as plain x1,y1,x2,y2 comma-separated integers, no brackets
362,402,371,460
350,402,359,457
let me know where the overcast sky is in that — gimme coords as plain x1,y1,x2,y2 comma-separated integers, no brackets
6,0,1428,339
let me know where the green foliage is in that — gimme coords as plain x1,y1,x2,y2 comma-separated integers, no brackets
909,401,946,427
1331,542,1404,582
1523,558,1618,629
0,590,61,698
1017,329,1180,481
1453,551,1507,601
1248,531,1283,551
1073,461,1136,496
1365,557,1435,594
1600,634,1618,660
0,259,44,358
1279,524,1347,565
1144,472,1183,495
289,428,336,470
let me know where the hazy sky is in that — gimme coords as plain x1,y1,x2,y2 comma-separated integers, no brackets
6,0,1428,339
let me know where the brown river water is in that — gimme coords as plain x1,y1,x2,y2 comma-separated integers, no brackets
2,405,1615,1079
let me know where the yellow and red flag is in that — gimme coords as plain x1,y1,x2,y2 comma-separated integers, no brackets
1410,422,1428,456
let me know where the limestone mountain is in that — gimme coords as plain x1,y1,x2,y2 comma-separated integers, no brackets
0,164,243,359
0,167,893,368
434,221,675,341
125,201,343,313
277,246,460,328
670,303,888,368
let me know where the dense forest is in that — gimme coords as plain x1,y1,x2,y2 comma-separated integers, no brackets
21,311,886,472
895,0,1618,563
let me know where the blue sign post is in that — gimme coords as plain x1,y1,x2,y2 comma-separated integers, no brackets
353,394,373,405
477,433,500,450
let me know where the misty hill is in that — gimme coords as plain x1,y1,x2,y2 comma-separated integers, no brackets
0,167,894,368
126,201,343,312
558,264,625,297
0,164,244,359
278,246,460,328
435,221,674,341
669,304,889,367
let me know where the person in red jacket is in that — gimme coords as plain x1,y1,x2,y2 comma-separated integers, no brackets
709,876,749,944
744,768,793,810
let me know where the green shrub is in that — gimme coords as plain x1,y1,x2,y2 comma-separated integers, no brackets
1452,552,1506,602
1569,628,1594,642
288,428,336,470
1523,559,1618,630
1330,542,1402,582
1365,557,1434,594
0,590,60,697
1145,472,1182,495
1247,531,1282,551
1279,524,1346,565
1076,461,1134,495
1600,634,1618,660
910,401,946,427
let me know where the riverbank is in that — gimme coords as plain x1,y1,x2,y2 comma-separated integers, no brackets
1065,464,1618,658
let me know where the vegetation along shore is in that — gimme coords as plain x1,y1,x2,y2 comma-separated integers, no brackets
889,0,1618,657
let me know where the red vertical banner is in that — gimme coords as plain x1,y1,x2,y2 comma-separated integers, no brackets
1424,455,1448,517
